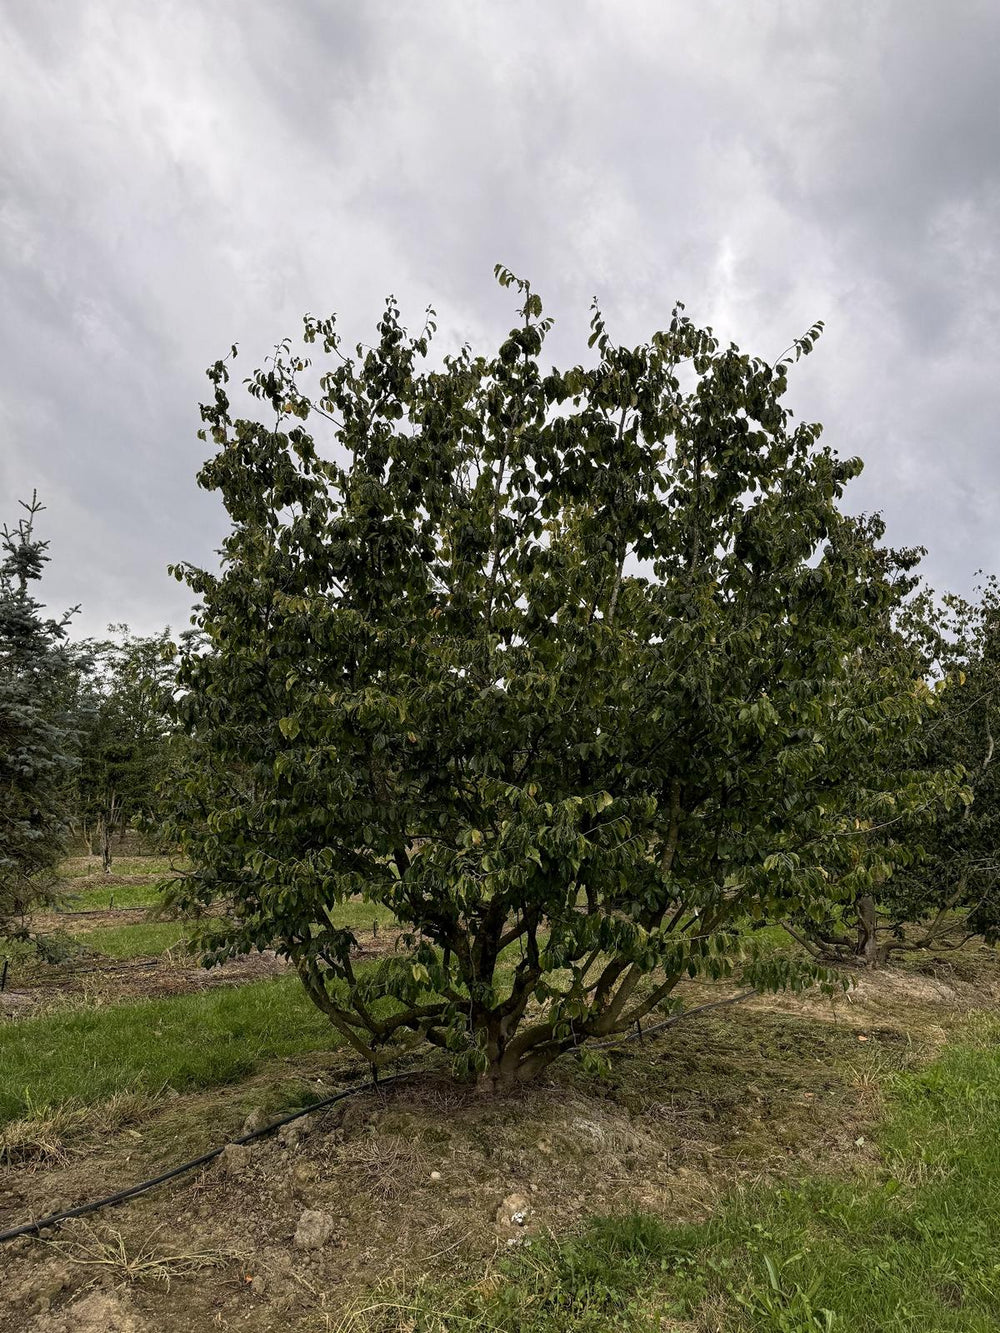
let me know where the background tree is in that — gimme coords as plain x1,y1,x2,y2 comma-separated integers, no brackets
802,575,997,964
919,580,1000,946
0,495,81,947
73,626,177,872
169,271,954,1088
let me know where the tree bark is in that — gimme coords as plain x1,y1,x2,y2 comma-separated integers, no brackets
100,791,118,874
856,895,881,966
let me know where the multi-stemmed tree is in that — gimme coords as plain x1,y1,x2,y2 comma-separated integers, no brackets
169,271,954,1087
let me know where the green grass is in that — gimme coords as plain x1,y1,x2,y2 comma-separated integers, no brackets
60,897,397,949
329,898,400,932
54,880,399,931
0,977,340,1124
78,919,192,958
742,921,799,953
355,1020,1000,1332
58,882,399,922
59,881,168,910
55,855,177,880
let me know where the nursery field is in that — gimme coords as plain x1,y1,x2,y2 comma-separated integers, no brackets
2,853,1000,1332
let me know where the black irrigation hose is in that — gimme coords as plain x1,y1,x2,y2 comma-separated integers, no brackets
0,988,759,1246
20,957,167,985
0,1068,416,1246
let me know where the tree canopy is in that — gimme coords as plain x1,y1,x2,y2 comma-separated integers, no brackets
169,271,957,1087
826,576,999,963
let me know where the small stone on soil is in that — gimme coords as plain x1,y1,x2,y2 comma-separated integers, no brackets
294,1207,336,1250
495,1191,532,1239
218,1143,253,1177
241,1108,269,1136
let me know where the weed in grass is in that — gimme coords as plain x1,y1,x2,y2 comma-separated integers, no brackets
732,1255,836,1332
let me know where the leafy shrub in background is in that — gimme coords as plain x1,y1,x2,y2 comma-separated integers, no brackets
73,626,178,871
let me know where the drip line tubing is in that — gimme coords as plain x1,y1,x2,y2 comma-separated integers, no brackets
0,987,759,1245
0,1069,413,1245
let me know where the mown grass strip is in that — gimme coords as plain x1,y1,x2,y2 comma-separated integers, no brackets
0,977,338,1124
76,920,192,958
54,856,177,881
60,881,168,911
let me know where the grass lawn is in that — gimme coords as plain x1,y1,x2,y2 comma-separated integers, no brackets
360,1019,1000,1332
54,855,177,881
329,898,401,933
0,976,340,1124
59,880,168,911
58,883,401,921
59,898,398,952
77,919,193,958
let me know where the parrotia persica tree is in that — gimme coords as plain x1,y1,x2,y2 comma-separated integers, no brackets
170,269,955,1087
0,495,80,947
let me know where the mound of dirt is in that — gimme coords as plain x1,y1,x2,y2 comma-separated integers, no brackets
29,1291,148,1333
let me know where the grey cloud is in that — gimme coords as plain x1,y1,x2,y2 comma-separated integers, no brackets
0,0,997,636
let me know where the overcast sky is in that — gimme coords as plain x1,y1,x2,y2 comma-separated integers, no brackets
2,0,997,638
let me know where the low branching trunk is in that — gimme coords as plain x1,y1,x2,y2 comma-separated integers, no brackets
805,892,981,967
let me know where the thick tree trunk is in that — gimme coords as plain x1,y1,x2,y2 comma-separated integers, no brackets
100,819,112,875
856,895,881,966
474,1011,568,1093
478,1046,561,1094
